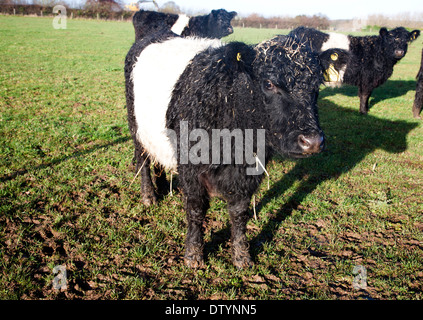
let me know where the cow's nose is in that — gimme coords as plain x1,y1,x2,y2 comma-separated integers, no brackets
395,49,404,58
298,134,325,154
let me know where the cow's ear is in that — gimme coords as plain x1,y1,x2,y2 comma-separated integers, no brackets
410,30,420,42
211,10,218,16
319,49,349,66
223,42,255,73
319,49,350,83
379,27,388,37
230,11,237,18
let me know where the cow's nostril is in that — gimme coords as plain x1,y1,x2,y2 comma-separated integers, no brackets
395,49,404,58
298,134,324,154
298,134,310,149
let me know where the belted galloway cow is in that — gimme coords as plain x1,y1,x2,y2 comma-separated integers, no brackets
124,32,343,267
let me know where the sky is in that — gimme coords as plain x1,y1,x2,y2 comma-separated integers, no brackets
129,0,423,20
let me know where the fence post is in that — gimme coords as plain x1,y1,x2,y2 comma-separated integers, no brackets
97,13,99,20
13,8,16,15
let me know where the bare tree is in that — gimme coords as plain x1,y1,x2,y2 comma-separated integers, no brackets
160,1,180,14
85,0,122,12
138,0,158,10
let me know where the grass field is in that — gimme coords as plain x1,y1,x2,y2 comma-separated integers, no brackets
0,16,422,300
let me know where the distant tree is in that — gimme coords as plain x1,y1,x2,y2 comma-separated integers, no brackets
124,1,139,11
32,0,60,6
160,1,180,14
85,0,122,12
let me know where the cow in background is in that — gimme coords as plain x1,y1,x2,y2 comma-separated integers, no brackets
413,48,423,119
289,27,420,114
132,9,236,41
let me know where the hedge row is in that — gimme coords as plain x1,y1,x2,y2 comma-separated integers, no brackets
0,4,134,20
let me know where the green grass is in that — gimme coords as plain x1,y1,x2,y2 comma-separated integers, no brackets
1,16,422,300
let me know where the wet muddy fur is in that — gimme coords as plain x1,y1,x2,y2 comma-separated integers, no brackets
125,34,332,268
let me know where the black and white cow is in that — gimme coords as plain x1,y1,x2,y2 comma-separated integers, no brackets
289,27,420,114
413,49,423,119
132,9,237,41
124,32,345,268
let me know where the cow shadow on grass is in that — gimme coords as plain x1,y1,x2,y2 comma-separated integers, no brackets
0,136,130,183
248,98,418,258
320,80,417,112
205,98,418,263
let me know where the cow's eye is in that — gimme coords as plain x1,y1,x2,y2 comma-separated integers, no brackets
264,80,274,91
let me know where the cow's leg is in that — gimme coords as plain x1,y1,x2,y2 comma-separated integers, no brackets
413,83,423,119
413,101,422,119
184,187,210,268
228,198,253,268
135,144,157,206
358,87,372,115
153,164,170,196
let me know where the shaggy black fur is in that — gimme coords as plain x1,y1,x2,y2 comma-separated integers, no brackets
132,9,236,41
125,33,340,268
289,27,421,114
166,37,327,268
290,26,329,52
413,49,423,119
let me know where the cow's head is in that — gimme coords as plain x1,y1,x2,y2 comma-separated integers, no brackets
380,27,420,60
319,48,350,86
253,36,326,158
207,9,237,38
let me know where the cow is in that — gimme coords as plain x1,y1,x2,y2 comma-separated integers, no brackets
124,32,346,268
289,26,420,114
132,9,237,41
413,48,423,119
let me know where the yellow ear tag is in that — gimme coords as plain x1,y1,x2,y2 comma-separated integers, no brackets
331,52,339,61
323,64,340,83
236,52,242,62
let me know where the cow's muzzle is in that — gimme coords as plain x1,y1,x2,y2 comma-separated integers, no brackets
394,49,405,59
297,133,325,155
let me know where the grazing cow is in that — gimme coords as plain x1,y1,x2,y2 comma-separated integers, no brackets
413,49,423,119
289,27,420,114
124,32,339,268
132,9,237,41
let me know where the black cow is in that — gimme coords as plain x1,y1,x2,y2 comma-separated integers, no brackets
132,9,236,41
289,27,420,114
413,48,423,119
124,32,348,268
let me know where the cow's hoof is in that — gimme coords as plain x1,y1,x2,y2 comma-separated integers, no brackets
184,244,204,268
232,242,253,269
184,254,204,269
232,257,254,269
141,193,157,206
